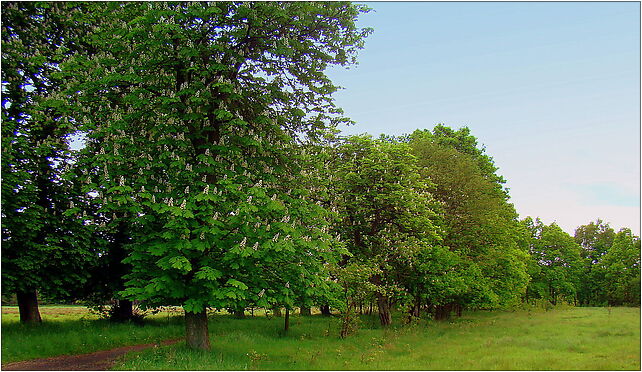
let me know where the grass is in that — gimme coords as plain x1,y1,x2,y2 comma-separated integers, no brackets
2,305,639,370
115,306,640,370
1,305,184,363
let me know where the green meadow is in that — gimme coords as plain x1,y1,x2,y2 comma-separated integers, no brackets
2,306,639,370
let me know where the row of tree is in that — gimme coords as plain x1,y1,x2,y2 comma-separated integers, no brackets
526,218,640,307
2,2,639,351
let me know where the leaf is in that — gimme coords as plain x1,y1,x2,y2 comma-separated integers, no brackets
168,256,192,272
195,266,222,281
227,279,248,290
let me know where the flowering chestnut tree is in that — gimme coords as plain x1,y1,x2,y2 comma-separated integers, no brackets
63,2,370,349
330,135,443,326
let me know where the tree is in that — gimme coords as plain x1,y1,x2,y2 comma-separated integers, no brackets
574,219,615,305
600,228,640,306
1,2,100,323
523,218,582,305
62,2,371,350
410,125,507,193
330,135,443,326
408,128,529,315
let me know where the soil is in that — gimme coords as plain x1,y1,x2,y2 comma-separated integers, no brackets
1,339,181,371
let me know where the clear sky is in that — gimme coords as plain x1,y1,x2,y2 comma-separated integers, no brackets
326,1,640,235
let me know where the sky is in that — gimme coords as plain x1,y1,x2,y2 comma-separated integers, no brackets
325,1,640,236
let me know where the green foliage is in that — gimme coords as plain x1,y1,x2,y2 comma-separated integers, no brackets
330,135,443,322
409,128,529,310
574,219,616,305
600,228,640,306
59,2,371,317
409,125,507,192
522,218,582,305
1,2,102,302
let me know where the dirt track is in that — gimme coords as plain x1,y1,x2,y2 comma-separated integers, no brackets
2,339,181,371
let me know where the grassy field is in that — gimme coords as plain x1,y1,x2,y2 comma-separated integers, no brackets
2,305,639,370
1,305,184,363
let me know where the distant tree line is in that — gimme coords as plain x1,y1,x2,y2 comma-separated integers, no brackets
2,2,639,350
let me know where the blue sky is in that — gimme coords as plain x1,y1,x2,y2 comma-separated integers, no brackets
326,2,640,235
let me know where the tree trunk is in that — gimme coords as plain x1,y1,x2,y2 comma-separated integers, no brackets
434,304,452,321
376,293,392,326
409,298,421,319
284,308,290,332
549,284,557,305
273,307,282,317
17,290,41,324
320,304,331,316
110,221,134,322
300,306,311,316
233,308,245,318
185,310,210,351
113,299,133,322
455,303,463,317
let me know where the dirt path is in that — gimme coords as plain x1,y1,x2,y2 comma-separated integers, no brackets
2,339,182,371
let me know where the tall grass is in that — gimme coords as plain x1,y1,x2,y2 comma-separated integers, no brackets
118,307,640,370
1,306,184,363
2,306,639,370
